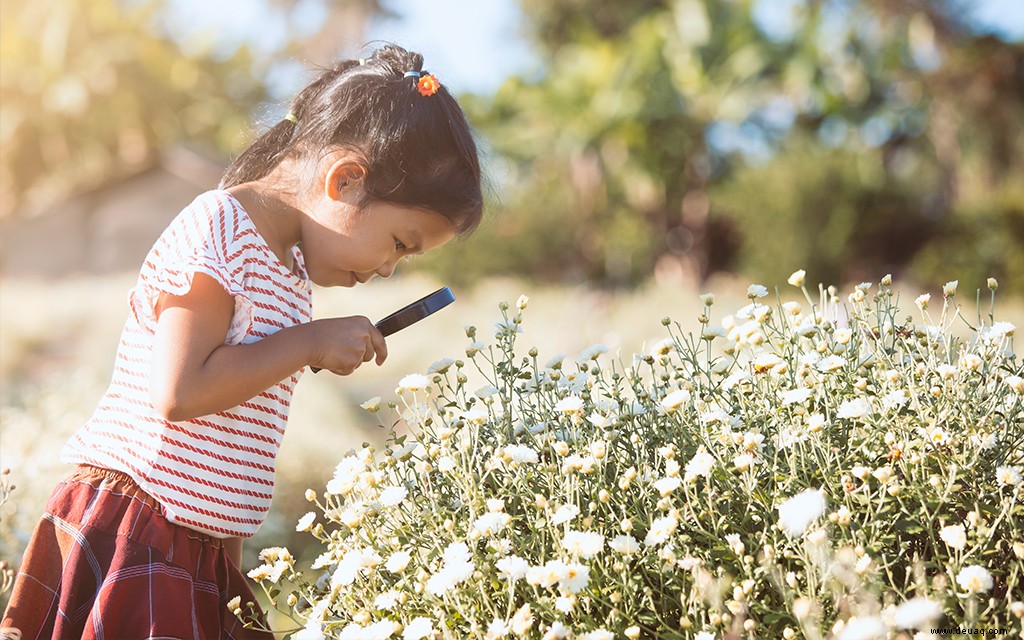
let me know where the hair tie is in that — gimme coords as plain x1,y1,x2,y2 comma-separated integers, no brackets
284,113,298,125
404,70,440,97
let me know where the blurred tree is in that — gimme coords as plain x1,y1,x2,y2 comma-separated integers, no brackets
428,0,1023,292
0,0,271,218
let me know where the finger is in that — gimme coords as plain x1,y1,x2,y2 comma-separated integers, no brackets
369,326,388,365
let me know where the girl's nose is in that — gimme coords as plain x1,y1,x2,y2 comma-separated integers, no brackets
376,257,399,279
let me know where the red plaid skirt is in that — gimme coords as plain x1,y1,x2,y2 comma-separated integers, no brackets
1,465,272,640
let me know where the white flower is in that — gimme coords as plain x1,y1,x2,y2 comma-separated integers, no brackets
580,631,614,640
747,284,769,298
660,388,691,412
936,363,957,380
645,512,679,546
562,530,605,559
980,321,1016,341
579,344,609,360
543,622,570,640
788,269,806,287
473,512,512,537
780,387,813,405
725,534,745,555
327,456,365,495
374,590,400,610
486,619,509,639
424,544,475,595
608,534,640,556
881,389,909,411
385,551,411,573
837,398,871,420
495,319,523,335
892,597,943,629
378,485,408,507
332,547,383,587
551,504,580,525
295,511,316,532
956,564,994,593
960,352,983,371
684,448,716,483
694,633,715,640
475,384,501,398
942,280,958,297
837,616,886,640
398,373,431,392
653,476,682,496
503,444,539,464
403,618,434,640
777,489,826,537
496,555,529,581
511,604,533,635
997,466,1023,486
461,407,489,425
560,562,590,593
427,358,455,374
817,355,847,372
516,294,530,310
1006,375,1024,393
437,456,456,473
939,524,967,550
554,395,585,413
741,432,765,451
733,453,755,472
553,595,575,614
915,293,931,311
360,396,382,412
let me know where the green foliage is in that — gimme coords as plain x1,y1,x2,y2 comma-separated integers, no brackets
910,185,1024,298
444,0,1024,288
0,0,270,216
708,139,937,288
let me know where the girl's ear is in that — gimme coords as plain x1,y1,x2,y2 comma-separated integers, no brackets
324,158,368,201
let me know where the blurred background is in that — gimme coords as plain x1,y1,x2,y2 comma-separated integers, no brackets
2,0,1022,610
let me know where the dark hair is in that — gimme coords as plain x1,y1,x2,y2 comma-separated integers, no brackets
220,44,483,235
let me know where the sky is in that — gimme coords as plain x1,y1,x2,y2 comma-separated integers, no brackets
162,0,1024,96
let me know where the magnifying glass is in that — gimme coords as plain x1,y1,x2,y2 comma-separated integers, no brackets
311,286,455,373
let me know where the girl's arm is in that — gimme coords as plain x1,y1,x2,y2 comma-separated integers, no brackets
149,272,387,422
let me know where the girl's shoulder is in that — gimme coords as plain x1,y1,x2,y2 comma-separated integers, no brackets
166,189,252,245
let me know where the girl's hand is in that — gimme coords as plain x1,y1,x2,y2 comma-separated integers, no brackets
304,316,388,375
150,273,387,422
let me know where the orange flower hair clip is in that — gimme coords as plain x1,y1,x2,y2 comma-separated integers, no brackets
404,70,441,97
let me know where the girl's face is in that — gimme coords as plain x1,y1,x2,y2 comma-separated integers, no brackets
301,194,456,288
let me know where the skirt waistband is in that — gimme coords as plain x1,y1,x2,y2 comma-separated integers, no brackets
66,464,225,547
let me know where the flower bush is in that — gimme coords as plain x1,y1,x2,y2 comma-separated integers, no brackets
239,274,1023,639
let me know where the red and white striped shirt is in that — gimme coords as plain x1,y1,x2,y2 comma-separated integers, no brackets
62,190,313,538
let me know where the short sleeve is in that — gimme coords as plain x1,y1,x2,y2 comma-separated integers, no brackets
128,194,254,345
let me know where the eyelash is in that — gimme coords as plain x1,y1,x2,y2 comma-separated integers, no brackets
394,239,407,251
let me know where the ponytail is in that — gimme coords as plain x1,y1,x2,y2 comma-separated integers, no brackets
218,119,296,189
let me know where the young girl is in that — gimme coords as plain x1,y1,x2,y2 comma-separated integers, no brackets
2,44,482,638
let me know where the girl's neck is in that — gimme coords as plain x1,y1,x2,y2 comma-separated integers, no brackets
226,181,304,272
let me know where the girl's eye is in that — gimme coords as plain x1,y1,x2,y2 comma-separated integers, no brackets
395,239,407,251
